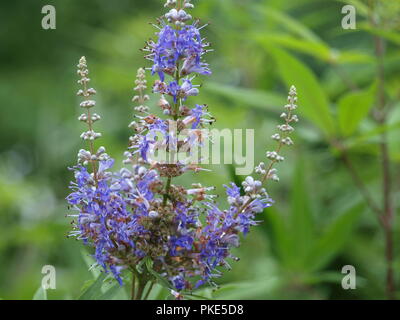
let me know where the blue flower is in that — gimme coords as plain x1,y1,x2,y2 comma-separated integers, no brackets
150,24,211,81
170,275,186,291
99,158,114,173
169,235,194,256
191,104,205,129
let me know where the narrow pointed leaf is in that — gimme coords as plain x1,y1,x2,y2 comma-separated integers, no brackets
204,82,285,112
307,203,363,272
78,273,106,300
289,160,315,268
96,284,121,300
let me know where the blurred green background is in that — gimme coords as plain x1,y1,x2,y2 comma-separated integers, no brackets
0,0,399,299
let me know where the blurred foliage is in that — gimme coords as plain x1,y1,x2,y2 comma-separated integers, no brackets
0,0,399,299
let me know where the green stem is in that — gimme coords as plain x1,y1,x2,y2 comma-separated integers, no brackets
162,57,181,207
135,279,147,300
131,273,136,300
369,2,395,299
143,282,155,300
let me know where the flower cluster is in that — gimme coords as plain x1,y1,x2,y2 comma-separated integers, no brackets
67,0,298,296
144,16,211,81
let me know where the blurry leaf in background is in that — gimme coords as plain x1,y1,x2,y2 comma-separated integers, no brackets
359,23,400,46
264,206,293,266
255,33,331,62
263,157,363,292
32,286,47,300
254,33,373,65
289,160,315,269
204,82,286,112
338,83,376,137
346,121,400,150
336,0,369,17
268,47,336,137
256,3,370,65
307,203,364,272
207,278,281,300
259,6,322,42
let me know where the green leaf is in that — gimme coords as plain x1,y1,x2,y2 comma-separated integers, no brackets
304,271,345,285
81,249,100,279
345,121,400,148
149,284,170,300
359,22,400,46
268,47,336,136
78,273,106,300
259,6,321,43
145,258,173,290
307,203,364,272
209,279,281,300
255,33,331,61
96,284,121,300
264,207,291,265
32,286,47,300
185,293,212,300
289,160,315,268
338,51,374,64
336,0,370,17
136,257,147,274
338,85,376,136
254,33,373,64
204,82,286,112
305,271,367,287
